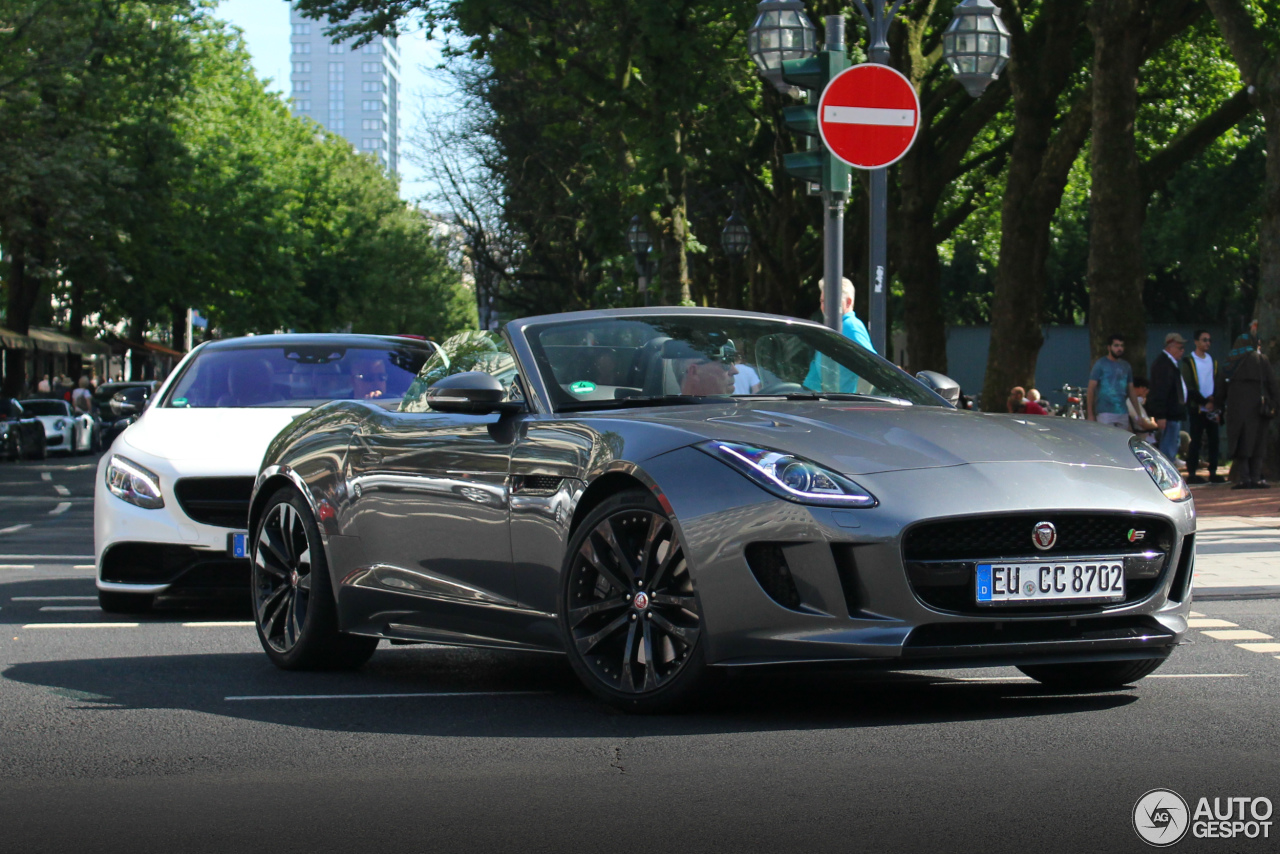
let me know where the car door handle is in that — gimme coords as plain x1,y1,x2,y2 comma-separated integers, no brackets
360,452,382,466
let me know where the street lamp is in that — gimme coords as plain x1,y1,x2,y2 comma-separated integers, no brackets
720,212,751,258
941,0,1012,98
747,0,818,97
627,215,655,306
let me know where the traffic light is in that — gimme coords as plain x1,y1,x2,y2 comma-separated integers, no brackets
780,49,851,194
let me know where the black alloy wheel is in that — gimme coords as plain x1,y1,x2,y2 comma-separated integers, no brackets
9,434,22,462
252,486,377,670
561,489,707,712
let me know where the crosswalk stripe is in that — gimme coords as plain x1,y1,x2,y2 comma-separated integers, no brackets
224,691,554,701
11,596,96,601
1187,618,1238,628
181,621,254,627
22,623,139,628
48,502,72,516
1235,642,1280,653
1202,629,1274,641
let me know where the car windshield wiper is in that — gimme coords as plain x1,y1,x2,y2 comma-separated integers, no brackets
557,394,732,412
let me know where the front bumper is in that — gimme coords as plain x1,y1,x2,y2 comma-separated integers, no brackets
647,448,1193,669
95,455,251,597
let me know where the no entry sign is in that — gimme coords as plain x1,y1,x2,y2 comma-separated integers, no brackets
818,64,921,170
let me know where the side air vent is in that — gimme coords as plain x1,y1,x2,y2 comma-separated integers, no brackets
744,543,802,611
1169,534,1195,603
515,475,563,493
830,544,861,616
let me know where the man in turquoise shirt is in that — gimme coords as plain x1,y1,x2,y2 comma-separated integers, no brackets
804,276,875,392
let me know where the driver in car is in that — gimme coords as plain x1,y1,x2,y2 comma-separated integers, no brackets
350,355,389,400
668,337,739,396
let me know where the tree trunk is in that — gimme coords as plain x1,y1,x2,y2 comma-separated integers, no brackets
129,316,148,381
1086,0,1152,376
2,234,38,397
170,304,187,354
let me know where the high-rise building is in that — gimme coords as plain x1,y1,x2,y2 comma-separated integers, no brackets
289,7,401,174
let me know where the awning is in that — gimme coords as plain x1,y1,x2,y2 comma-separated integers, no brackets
27,327,112,356
0,327,33,350
142,341,183,358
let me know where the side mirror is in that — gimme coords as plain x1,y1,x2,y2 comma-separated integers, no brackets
110,394,140,417
916,370,961,405
426,372,523,415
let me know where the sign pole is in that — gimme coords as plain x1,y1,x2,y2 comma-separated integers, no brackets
864,0,895,357
822,16,846,334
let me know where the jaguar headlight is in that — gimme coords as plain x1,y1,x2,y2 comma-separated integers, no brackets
105,454,164,509
1130,437,1190,502
699,441,877,507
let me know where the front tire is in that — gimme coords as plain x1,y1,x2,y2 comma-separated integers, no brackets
1017,656,1168,691
560,489,708,713
98,590,154,614
252,486,378,670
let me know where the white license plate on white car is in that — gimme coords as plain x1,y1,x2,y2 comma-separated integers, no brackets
976,560,1126,606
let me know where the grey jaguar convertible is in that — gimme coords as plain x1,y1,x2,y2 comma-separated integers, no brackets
249,308,1195,711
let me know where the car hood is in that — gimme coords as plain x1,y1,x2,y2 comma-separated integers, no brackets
118,407,310,465
609,401,1142,475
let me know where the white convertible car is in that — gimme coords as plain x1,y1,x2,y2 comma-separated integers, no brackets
20,398,100,454
94,333,437,613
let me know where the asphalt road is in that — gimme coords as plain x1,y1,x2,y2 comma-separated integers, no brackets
1,454,1278,854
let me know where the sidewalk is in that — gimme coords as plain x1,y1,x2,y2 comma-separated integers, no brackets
1190,482,1280,600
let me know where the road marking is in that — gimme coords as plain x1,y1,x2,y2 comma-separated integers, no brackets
12,596,96,601
947,676,1034,682
224,691,555,701
1202,629,1274,641
0,554,94,560
1146,673,1246,678
40,472,51,482
1189,611,1205,617
49,502,71,516
0,565,36,570
0,525,31,535
1187,618,1238,628
74,564,94,569
52,484,70,497
39,606,99,612
1235,642,1280,653
182,621,254,627
22,622,139,628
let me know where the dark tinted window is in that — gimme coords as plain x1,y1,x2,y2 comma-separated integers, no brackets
164,342,432,408
19,400,72,416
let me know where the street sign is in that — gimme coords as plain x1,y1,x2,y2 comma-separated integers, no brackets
817,64,920,170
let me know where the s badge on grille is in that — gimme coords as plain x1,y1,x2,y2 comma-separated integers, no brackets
1032,521,1057,551
1127,528,1146,543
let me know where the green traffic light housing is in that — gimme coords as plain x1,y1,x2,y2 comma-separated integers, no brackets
779,50,851,194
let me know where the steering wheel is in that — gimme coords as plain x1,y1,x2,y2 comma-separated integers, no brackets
757,381,807,395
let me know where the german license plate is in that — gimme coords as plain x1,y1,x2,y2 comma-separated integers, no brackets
976,560,1125,606
228,532,249,559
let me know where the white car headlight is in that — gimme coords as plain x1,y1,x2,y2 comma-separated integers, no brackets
105,454,165,509
699,441,877,507
1130,437,1190,502
54,419,66,430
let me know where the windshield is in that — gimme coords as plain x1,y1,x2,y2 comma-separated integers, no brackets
400,330,521,413
21,400,71,416
523,315,943,411
163,342,432,408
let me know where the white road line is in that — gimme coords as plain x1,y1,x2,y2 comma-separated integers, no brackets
1188,611,1205,617
73,564,94,569
0,554,94,560
48,502,71,516
12,596,96,601
40,472,51,482
822,106,916,126
0,525,32,535
39,606,99,612
0,565,36,570
22,622,138,628
1235,642,1280,653
182,621,254,627
1202,629,1274,641
1187,618,1238,628
1146,673,1247,678
224,691,555,701
52,484,70,496
946,676,1034,682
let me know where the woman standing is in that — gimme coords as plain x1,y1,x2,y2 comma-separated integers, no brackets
1226,338,1280,489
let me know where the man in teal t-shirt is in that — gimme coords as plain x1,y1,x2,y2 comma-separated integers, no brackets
803,277,874,393
1087,333,1141,429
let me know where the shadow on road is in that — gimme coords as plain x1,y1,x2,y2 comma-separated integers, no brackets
2,638,1139,738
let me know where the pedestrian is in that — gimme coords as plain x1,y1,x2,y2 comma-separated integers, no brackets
1087,333,1143,429
803,276,873,392
1225,338,1279,489
37,374,51,394
818,276,874,352
1181,329,1223,483
1024,388,1049,415
72,376,93,414
1127,378,1159,444
1225,319,1259,383
1147,332,1188,463
1007,385,1026,413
